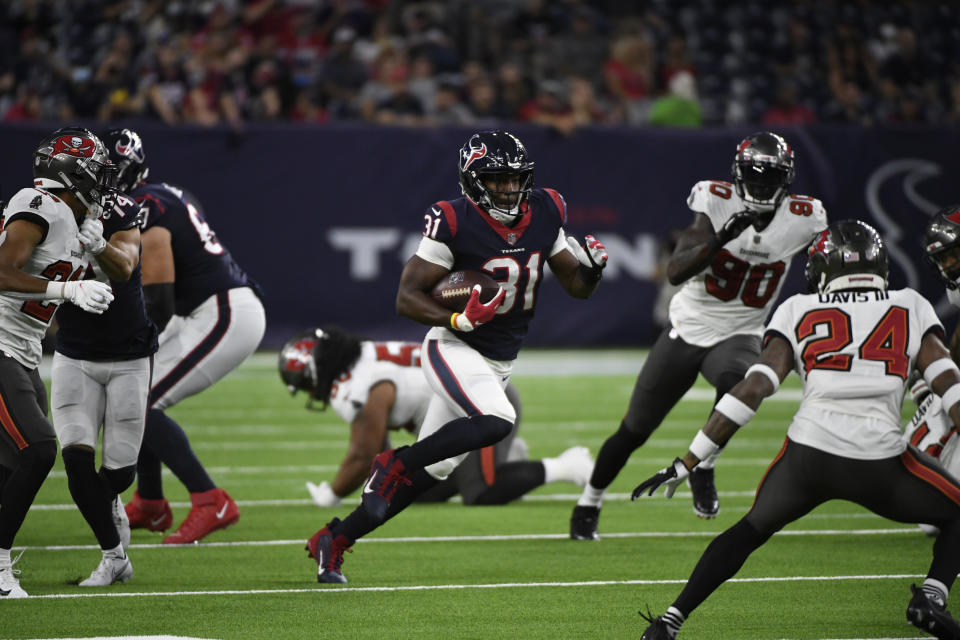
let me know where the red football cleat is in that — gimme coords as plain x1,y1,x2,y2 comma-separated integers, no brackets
125,490,173,532
163,488,239,544
305,517,352,584
360,448,412,521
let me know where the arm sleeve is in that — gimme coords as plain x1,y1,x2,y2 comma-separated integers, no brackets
144,282,175,333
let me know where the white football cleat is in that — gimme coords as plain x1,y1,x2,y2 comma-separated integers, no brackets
112,495,131,550
0,553,28,598
554,446,595,487
79,554,133,587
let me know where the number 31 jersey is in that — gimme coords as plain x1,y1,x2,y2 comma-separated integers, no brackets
0,187,89,368
669,180,827,347
766,288,942,459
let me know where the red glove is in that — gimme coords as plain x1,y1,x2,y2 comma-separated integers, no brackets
451,285,505,332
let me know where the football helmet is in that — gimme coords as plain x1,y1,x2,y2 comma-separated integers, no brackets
458,130,534,224
278,327,363,410
101,128,149,193
924,205,960,290
805,219,888,294
731,132,795,213
33,127,117,210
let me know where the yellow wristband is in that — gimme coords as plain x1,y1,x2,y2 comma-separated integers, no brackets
450,313,459,329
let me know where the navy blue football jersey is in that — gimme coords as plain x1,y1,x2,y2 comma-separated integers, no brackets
133,182,258,315
55,192,159,361
426,188,568,360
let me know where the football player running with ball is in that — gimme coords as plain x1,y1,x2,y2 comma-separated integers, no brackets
0,128,116,597
305,129,606,583
571,132,827,539
636,221,960,640
279,327,593,508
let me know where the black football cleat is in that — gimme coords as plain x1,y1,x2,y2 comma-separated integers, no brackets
907,584,960,639
570,505,600,540
688,467,719,519
639,610,676,640
305,517,351,584
360,447,413,522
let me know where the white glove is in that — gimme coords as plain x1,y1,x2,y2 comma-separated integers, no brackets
54,280,114,314
306,480,341,507
567,234,608,272
78,217,107,255
631,458,690,500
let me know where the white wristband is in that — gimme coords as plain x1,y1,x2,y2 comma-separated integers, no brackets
924,358,960,388
942,383,960,415
714,393,756,426
745,363,780,393
44,280,66,300
689,429,720,461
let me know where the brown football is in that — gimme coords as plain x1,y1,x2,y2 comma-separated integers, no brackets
430,270,501,312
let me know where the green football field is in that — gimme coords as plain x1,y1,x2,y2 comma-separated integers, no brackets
6,350,942,640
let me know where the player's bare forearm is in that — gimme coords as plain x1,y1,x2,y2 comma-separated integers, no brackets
331,454,373,497
666,213,718,285
549,249,598,299
0,220,49,293
687,336,792,467
396,255,457,326
94,229,140,282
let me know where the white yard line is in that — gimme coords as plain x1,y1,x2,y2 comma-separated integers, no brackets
18,572,928,600
14,527,922,552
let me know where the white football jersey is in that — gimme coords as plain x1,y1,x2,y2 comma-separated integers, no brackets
328,341,432,433
0,188,88,368
669,180,827,347
767,287,943,460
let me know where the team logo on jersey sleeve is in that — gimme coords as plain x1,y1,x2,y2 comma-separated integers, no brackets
51,135,96,158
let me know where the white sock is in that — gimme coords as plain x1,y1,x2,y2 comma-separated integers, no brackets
576,484,605,508
0,548,10,567
542,457,563,483
662,607,685,638
923,578,949,607
103,543,125,560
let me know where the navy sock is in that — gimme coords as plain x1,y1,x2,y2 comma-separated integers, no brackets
63,447,119,550
140,408,215,495
397,415,511,470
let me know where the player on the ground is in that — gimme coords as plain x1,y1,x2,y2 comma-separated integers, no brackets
279,327,594,507
102,128,266,545
304,129,607,583
635,220,960,640
51,176,158,586
0,127,115,598
571,132,827,539
902,205,960,536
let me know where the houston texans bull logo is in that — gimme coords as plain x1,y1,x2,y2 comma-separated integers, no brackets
51,135,96,158
461,138,487,172
114,132,145,163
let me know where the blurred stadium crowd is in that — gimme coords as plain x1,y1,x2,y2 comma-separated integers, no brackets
2,0,960,130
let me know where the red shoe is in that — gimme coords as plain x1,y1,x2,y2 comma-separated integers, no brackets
360,448,412,521
162,488,239,544
305,517,352,584
125,491,173,532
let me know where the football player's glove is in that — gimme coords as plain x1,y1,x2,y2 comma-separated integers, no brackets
306,480,341,508
714,210,756,247
452,284,505,332
78,216,107,255
631,458,690,500
56,280,114,314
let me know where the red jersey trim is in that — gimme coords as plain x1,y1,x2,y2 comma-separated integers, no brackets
436,201,457,238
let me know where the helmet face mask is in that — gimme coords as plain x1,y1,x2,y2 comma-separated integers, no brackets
459,130,534,224
33,127,118,210
805,220,889,294
732,132,795,213
924,206,960,290
102,128,149,193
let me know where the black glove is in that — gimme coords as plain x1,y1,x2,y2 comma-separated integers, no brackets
631,458,690,501
713,210,757,247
